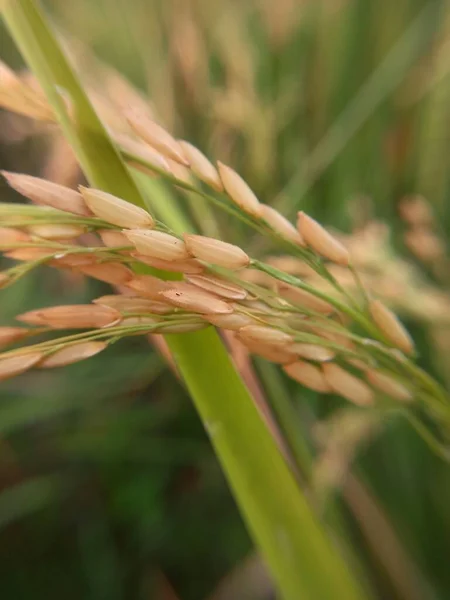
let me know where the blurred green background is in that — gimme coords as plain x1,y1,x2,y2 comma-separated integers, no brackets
1,0,450,598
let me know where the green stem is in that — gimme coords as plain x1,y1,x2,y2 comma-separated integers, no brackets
1,2,367,597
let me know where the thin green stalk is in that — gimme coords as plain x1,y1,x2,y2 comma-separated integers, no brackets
1,1,367,598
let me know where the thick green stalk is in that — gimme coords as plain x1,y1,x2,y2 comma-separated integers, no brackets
2,2,366,597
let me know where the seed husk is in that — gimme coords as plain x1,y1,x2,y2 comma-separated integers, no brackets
366,369,412,401
277,282,334,314
126,110,188,166
17,305,122,329
125,230,189,261
2,171,90,216
283,361,331,393
0,326,31,348
238,325,293,345
261,205,304,245
28,224,85,240
98,229,131,248
205,313,255,330
369,299,414,354
184,234,249,270
39,341,107,368
179,141,223,191
77,262,133,285
5,247,56,261
322,363,374,406
217,161,262,217
159,284,233,315
80,187,154,229
0,227,30,248
93,295,173,314
239,337,295,364
125,275,172,299
297,212,349,265
113,132,171,173
0,351,43,381
186,274,247,300
290,343,335,362
131,253,203,274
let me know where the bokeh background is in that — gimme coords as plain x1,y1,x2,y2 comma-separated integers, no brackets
1,0,450,598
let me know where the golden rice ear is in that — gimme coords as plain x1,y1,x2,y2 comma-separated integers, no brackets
79,187,154,229
260,205,304,245
28,224,85,240
124,230,189,261
322,363,374,406
159,283,233,315
277,282,333,314
0,327,32,348
2,172,90,216
289,343,335,362
17,305,122,329
0,352,43,382
205,313,255,331
369,300,414,355
179,141,223,191
125,109,188,166
184,234,250,270
283,361,331,393
238,325,293,346
38,341,107,368
185,274,247,300
366,369,412,401
217,161,262,217
76,262,133,285
297,212,349,265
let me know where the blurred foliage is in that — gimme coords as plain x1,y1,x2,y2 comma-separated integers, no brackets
1,0,450,598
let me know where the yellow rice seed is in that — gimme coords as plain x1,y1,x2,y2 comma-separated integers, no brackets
179,141,223,191
125,230,189,261
125,275,172,299
131,253,204,274
217,161,262,217
205,313,255,330
167,159,193,184
77,262,133,285
239,337,295,364
283,361,331,393
0,352,43,381
277,282,334,314
184,234,249,270
113,132,171,173
80,187,154,229
5,247,56,261
0,326,31,348
98,229,131,248
156,322,208,334
290,343,335,362
0,227,30,247
238,325,293,345
38,341,107,368
260,205,304,245
297,212,349,265
185,274,247,300
119,316,160,326
322,363,374,406
369,299,414,354
28,224,85,240
52,253,99,268
17,305,122,329
2,172,90,216
366,369,412,402
159,285,233,315
126,110,188,166
93,295,173,314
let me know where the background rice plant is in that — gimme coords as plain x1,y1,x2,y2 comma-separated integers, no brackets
0,0,449,598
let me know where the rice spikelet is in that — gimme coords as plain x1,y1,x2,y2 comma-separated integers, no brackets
125,230,189,261
369,299,414,354
179,141,223,191
322,363,374,406
80,187,154,229
297,212,349,265
184,234,250,270
0,352,43,381
39,341,107,368
217,161,262,217
283,361,331,393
